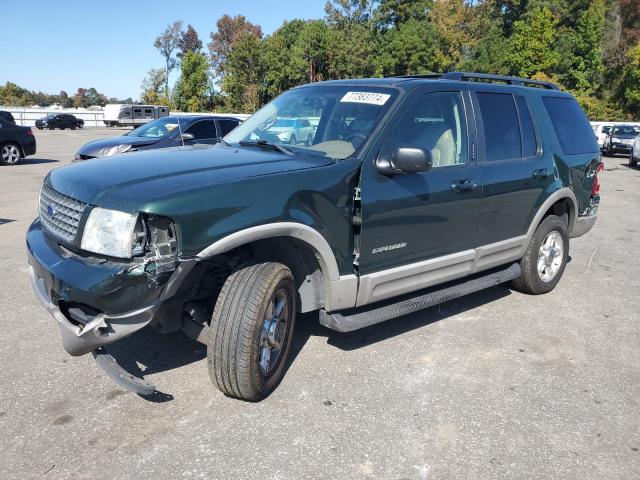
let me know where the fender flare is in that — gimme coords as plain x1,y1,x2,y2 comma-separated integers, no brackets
526,187,578,238
196,223,358,311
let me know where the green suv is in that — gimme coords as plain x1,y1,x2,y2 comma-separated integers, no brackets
27,73,602,400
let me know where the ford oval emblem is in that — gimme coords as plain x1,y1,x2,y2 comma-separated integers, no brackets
47,205,55,217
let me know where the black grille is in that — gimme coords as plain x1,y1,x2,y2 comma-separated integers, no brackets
39,183,87,242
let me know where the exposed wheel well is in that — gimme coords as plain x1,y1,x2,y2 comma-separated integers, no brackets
541,197,574,231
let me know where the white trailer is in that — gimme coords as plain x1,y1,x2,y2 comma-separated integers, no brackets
103,104,169,127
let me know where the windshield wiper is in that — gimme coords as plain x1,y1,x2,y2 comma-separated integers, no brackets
238,140,294,155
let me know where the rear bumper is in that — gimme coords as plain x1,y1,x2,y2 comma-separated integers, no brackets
571,213,598,238
23,137,36,156
26,219,193,356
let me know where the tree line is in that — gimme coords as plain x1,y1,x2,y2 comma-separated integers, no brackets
147,0,640,119
0,82,133,109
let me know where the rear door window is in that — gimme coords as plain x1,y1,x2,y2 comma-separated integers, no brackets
477,92,521,161
185,120,217,140
218,119,239,136
542,97,598,154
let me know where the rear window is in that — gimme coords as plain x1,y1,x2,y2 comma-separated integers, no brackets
542,97,598,154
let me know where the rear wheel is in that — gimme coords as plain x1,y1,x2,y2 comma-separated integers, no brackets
207,262,296,401
512,215,569,295
0,143,22,165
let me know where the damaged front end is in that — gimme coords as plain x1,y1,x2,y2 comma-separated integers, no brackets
26,214,195,357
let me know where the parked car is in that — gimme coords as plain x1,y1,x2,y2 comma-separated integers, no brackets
603,124,640,156
592,123,613,150
35,114,84,130
74,115,241,160
103,104,169,127
27,72,602,400
264,117,315,145
0,118,36,165
630,135,640,167
0,110,16,124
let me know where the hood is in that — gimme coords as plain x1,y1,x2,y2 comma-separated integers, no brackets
48,144,334,210
77,135,163,157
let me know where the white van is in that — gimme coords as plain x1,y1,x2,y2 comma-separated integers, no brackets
103,104,169,127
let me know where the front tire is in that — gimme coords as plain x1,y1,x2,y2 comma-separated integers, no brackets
0,143,22,165
630,155,638,168
512,215,569,295
208,262,296,401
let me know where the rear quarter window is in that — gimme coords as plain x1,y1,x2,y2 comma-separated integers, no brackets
542,97,598,155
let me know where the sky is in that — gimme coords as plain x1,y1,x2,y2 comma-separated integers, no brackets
0,0,327,100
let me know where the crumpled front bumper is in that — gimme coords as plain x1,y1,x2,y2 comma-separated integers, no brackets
26,219,191,356
29,264,158,356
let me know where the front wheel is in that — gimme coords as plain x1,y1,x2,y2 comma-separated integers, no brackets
511,215,569,295
208,262,296,401
630,155,638,168
289,135,296,146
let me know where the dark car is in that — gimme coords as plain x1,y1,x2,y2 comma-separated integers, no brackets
0,110,16,124
35,113,84,130
0,118,36,165
27,72,601,400
74,115,241,160
603,124,640,156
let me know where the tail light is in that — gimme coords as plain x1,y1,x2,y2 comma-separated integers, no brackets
26,128,34,136
592,162,604,195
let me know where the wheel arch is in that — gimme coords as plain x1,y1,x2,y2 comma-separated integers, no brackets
526,188,577,239
196,222,356,312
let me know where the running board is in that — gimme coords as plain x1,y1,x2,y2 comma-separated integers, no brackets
319,263,521,333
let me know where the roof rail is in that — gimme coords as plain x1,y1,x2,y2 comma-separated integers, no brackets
398,71,560,90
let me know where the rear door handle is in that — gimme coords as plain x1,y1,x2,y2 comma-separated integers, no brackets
533,168,551,180
451,179,477,193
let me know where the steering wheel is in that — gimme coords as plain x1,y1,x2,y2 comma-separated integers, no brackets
346,133,367,147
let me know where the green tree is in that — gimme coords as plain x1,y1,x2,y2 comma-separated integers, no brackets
327,23,381,78
262,20,307,99
378,18,440,75
222,32,265,113
293,20,330,83
140,68,168,105
621,43,640,116
506,6,560,78
174,51,211,112
325,0,378,28
208,15,262,80
374,0,432,29
0,82,34,106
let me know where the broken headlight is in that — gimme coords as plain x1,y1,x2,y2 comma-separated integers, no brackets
81,208,139,258
81,208,177,260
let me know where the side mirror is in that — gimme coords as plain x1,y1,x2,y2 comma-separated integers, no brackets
180,132,194,142
376,147,432,175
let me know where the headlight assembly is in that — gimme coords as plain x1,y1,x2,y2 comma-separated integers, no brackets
80,208,177,260
81,208,140,258
100,144,133,157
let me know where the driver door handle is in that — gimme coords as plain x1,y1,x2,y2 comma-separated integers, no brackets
451,179,477,193
533,168,551,180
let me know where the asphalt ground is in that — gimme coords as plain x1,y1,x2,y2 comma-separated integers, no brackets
1,128,639,479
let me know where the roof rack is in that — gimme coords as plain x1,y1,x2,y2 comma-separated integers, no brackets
399,71,560,90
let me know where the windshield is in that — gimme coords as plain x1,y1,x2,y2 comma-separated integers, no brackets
224,85,398,159
613,125,640,135
128,116,183,138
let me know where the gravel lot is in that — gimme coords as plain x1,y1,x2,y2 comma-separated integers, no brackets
1,128,639,479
